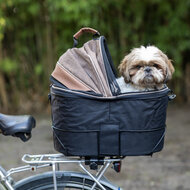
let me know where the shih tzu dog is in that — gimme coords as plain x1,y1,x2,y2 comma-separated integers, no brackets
117,46,174,93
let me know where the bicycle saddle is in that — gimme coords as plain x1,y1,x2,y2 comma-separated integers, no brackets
0,113,36,142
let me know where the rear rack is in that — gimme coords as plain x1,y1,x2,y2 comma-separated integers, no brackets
20,154,122,190
22,153,121,164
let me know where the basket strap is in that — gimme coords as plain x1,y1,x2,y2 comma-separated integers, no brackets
73,27,100,47
73,27,100,39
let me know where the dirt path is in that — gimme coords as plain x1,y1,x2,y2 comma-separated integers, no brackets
0,105,190,189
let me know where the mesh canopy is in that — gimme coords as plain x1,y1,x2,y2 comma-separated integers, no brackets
51,38,113,97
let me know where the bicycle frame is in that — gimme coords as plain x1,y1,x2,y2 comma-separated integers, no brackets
0,154,122,190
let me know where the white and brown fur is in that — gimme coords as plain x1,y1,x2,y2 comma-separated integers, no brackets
117,46,174,93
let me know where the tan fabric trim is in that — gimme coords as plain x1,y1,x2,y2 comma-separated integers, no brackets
58,49,101,93
52,64,92,92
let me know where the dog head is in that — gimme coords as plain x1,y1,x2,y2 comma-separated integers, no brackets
118,46,174,88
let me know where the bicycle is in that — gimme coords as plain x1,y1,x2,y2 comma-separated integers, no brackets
0,113,123,190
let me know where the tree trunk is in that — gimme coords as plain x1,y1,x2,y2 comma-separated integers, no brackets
0,74,8,110
43,0,54,76
185,63,190,104
0,43,8,111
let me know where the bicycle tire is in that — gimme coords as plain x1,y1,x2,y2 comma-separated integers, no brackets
14,171,119,190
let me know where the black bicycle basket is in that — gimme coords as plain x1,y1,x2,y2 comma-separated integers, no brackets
49,28,174,157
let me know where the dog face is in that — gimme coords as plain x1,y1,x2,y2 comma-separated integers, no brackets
119,46,174,88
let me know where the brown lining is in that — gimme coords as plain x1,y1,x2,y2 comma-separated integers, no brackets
52,64,92,92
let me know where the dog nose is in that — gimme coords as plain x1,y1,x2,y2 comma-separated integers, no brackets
144,67,151,73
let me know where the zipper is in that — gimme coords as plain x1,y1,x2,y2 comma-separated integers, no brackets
51,85,170,100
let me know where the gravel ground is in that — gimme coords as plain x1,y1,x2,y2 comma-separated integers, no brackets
0,105,190,190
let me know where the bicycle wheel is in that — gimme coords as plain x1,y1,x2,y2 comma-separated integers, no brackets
14,171,118,190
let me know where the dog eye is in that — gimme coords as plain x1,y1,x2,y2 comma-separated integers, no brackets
153,64,159,68
135,65,142,69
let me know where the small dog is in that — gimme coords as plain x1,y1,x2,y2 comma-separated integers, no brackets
117,46,174,93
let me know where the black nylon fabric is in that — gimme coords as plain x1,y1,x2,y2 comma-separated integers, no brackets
100,36,120,95
50,86,170,157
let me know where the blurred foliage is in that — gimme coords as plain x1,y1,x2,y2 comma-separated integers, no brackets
0,58,18,73
0,0,190,112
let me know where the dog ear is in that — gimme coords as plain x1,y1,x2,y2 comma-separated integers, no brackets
166,59,175,82
158,50,175,82
118,55,131,83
